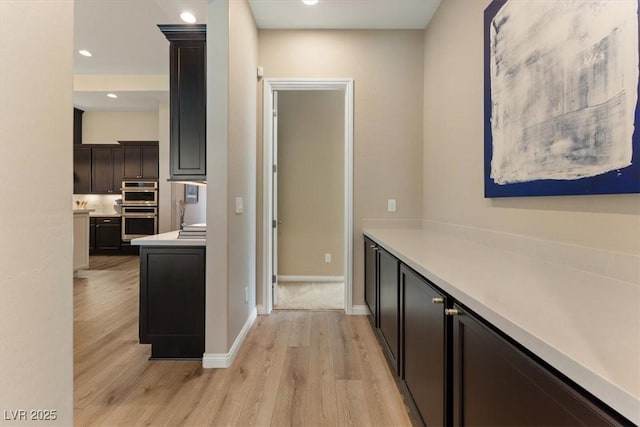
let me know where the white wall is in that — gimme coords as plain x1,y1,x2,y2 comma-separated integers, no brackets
423,0,640,255
82,111,158,144
0,1,74,425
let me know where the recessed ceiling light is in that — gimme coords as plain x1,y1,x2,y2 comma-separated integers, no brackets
180,11,196,23
107,93,118,99
78,50,92,57
302,0,319,5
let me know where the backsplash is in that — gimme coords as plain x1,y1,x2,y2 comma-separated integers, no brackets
73,194,121,214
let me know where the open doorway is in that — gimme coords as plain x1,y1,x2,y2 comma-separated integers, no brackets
275,90,345,309
262,79,354,314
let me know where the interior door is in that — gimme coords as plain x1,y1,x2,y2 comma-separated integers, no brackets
272,91,279,307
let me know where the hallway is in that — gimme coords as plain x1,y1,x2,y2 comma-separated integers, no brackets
73,256,412,426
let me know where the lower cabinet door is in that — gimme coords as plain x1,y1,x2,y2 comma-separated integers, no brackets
139,246,205,359
452,304,623,427
402,265,447,427
378,247,399,369
364,237,378,326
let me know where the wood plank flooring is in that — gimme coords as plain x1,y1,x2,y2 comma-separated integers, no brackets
74,256,413,426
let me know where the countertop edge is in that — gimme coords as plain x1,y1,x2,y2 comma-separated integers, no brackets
131,230,205,247
363,228,640,425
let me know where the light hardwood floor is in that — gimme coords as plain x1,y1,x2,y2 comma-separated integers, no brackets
74,256,413,426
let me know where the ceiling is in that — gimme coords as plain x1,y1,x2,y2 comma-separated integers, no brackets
73,0,441,112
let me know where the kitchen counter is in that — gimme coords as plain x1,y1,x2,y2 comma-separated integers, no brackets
131,230,205,247
73,208,95,214
363,226,640,424
89,211,120,217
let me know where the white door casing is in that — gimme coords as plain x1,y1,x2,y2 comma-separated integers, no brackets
272,91,279,307
261,78,354,315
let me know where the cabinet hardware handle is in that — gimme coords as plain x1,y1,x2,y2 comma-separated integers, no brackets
103,220,111,223
445,308,460,316
432,297,444,304
369,245,376,249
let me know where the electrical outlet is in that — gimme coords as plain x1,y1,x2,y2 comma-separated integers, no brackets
324,253,332,263
387,199,397,212
244,286,248,303
235,197,244,214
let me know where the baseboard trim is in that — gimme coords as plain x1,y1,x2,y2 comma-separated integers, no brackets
202,307,257,369
278,275,344,283
351,305,369,316
256,304,268,315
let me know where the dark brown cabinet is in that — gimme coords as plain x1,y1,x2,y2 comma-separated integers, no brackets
159,25,206,181
452,303,623,427
91,145,123,194
73,142,158,194
364,237,378,326
89,217,96,250
93,217,121,252
122,142,159,179
73,146,92,194
378,247,399,370
74,108,84,145
401,265,448,427
364,235,630,427
139,246,205,359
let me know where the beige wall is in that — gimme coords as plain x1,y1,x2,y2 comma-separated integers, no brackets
258,30,425,306
82,111,159,144
206,0,258,353
0,1,74,425
227,0,259,343
277,90,344,276
423,0,640,255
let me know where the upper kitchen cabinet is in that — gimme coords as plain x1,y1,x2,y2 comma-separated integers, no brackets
74,108,84,145
91,145,123,194
159,25,206,181
120,141,159,180
73,145,92,194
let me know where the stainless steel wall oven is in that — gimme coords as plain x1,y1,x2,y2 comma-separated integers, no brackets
121,181,158,241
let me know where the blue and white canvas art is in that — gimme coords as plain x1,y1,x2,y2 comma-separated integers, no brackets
484,0,640,197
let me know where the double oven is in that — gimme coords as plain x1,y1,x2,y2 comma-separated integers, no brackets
121,181,158,241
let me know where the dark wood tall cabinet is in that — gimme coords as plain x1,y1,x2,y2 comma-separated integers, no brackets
121,141,159,180
159,25,206,181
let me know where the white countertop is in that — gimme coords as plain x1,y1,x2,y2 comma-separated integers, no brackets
130,230,205,247
89,212,121,217
363,227,640,424
73,209,94,214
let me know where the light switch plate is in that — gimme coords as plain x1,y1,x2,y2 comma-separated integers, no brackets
235,197,244,214
387,199,397,212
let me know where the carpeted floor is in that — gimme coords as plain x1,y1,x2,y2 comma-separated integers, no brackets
275,281,344,310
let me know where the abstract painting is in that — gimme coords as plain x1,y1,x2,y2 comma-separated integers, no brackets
484,0,640,197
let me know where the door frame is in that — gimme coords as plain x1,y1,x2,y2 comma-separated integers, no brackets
261,78,354,315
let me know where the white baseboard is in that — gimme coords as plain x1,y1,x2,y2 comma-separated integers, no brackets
350,305,369,316
256,304,268,315
278,275,344,283
202,307,257,369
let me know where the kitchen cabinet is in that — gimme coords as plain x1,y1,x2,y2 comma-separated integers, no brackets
378,247,399,371
401,265,448,427
159,25,206,181
139,246,205,359
74,108,84,145
121,142,159,180
451,303,622,426
89,217,96,250
93,217,121,252
91,145,123,194
364,237,378,326
73,146,92,194
364,234,630,427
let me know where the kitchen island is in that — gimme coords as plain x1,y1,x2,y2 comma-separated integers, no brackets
364,224,639,426
132,231,205,359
